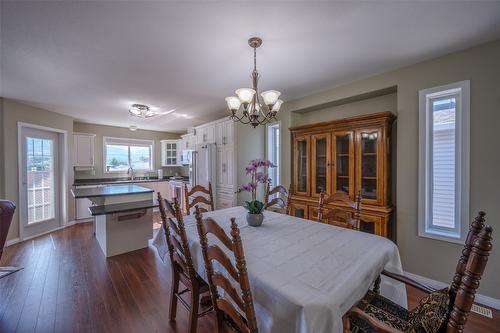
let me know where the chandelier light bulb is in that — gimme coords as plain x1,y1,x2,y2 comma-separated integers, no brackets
225,96,241,111
261,90,281,106
272,99,284,112
235,88,256,104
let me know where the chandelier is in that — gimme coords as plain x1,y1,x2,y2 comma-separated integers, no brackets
225,37,283,128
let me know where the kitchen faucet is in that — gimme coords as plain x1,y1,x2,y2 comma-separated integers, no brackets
127,166,135,180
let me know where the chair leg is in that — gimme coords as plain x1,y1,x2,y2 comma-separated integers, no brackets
170,269,180,322
189,284,200,333
373,275,381,294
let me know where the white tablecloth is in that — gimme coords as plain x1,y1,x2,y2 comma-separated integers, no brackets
153,206,406,333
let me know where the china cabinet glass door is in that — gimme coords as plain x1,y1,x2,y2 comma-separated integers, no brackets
311,133,331,197
356,128,382,204
332,131,354,197
293,135,310,196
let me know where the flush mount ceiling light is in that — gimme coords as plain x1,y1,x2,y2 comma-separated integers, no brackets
225,37,283,128
129,125,138,131
129,104,176,118
129,104,155,118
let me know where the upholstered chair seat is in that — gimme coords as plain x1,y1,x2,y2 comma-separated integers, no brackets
350,288,450,333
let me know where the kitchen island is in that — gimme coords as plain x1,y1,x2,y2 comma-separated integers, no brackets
72,184,157,257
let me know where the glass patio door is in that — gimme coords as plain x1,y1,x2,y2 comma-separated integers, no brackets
20,127,61,238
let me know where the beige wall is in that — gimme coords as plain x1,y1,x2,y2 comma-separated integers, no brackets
1,99,75,241
275,40,500,299
73,122,181,179
236,122,266,205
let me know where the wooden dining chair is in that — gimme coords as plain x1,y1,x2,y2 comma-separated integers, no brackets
317,191,362,230
344,220,493,333
264,183,291,215
184,182,215,215
195,207,259,333
157,193,212,333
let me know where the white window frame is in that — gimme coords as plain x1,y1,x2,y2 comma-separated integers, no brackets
103,136,155,173
266,121,281,189
418,80,470,244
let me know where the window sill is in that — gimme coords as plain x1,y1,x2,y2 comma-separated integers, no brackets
418,228,464,245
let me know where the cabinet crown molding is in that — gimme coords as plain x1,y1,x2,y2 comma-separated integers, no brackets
289,111,394,133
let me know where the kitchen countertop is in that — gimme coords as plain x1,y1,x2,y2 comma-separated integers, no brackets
73,176,189,186
89,199,159,216
71,184,154,198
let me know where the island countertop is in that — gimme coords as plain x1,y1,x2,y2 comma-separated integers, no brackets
89,200,159,216
71,184,154,199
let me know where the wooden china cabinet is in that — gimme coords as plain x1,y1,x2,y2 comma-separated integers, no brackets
289,112,395,238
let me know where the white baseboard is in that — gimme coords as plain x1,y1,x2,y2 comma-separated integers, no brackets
404,271,500,310
4,220,86,247
5,238,21,247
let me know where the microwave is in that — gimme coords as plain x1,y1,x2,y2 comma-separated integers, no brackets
181,149,194,166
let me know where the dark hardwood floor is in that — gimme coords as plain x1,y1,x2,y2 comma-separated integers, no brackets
1,222,498,333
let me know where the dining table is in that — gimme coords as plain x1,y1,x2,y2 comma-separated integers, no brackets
153,206,407,333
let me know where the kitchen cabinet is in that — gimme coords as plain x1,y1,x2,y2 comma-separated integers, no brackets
216,146,234,188
73,133,95,167
181,133,196,149
196,125,215,144
76,197,93,220
135,181,171,200
215,120,234,146
160,140,179,166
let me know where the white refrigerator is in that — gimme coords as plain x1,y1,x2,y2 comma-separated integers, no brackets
193,143,217,189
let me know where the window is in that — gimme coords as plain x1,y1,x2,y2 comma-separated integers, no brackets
266,122,280,189
418,81,469,243
26,137,55,223
104,137,154,173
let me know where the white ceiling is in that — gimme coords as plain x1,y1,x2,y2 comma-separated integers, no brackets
2,1,500,132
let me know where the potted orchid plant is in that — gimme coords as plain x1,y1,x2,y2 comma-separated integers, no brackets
238,158,275,226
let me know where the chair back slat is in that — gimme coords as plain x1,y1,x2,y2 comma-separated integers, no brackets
203,218,233,250
266,197,286,209
322,191,357,208
189,184,213,195
264,183,291,215
189,196,213,208
450,211,485,297
185,182,214,215
207,245,240,281
212,273,246,313
447,225,493,333
168,219,180,237
217,298,251,333
195,208,258,333
318,191,361,230
169,234,186,258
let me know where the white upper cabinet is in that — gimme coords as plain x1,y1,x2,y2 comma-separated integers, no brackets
196,125,215,144
73,133,95,167
160,140,179,166
215,120,234,146
180,133,195,150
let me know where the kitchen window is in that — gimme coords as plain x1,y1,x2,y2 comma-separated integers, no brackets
103,137,154,172
418,80,469,243
266,122,280,189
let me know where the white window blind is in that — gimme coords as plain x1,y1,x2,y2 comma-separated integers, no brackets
431,97,456,228
419,81,469,243
267,122,280,189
